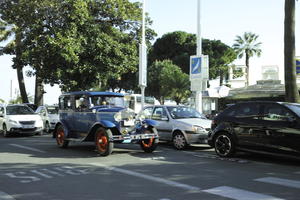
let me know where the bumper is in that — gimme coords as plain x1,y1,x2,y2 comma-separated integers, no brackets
112,132,159,143
50,122,57,130
9,127,43,134
185,132,209,144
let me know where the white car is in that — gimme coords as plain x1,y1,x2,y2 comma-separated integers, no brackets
35,105,59,133
0,104,44,137
138,105,212,150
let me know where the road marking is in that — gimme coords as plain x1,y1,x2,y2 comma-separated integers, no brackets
89,163,200,192
0,191,16,200
203,186,284,200
255,177,300,189
30,170,53,178
9,144,46,153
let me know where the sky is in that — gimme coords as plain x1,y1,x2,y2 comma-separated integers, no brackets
0,0,300,104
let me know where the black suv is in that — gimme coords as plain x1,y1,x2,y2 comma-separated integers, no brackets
208,101,300,160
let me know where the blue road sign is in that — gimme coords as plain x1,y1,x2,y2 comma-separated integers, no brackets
296,59,300,74
191,57,201,75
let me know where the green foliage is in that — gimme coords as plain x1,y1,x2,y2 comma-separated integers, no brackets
0,99,5,103
148,31,237,83
147,60,190,104
1,0,156,94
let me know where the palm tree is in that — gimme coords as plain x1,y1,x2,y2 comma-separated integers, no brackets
0,20,29,103
284,0,299,102
233,32,262,87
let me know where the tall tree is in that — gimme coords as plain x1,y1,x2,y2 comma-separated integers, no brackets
233,32,262,87
148,31,236,85
147,60,190,104
0,6,29,103
284,0,299,102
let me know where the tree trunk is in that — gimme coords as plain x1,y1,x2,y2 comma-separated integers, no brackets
284,0,300,102
34,68,44,106
15,28,29,103
245,53,250,87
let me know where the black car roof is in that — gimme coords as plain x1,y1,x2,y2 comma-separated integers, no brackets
59,91,124,97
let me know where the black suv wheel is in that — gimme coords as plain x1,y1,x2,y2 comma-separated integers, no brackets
214,132,235,157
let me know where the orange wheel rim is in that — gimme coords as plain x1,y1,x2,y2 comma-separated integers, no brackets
142,138,154,148
96,131,108,152
56,129,64,145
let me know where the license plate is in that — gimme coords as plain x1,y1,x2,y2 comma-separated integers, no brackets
124,120,134,126
23,125,34,129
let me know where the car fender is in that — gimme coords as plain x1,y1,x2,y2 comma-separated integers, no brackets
211,122,238,143
53,121,71,138
84,121,116,142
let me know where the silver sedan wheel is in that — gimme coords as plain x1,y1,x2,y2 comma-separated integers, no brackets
172,133,187,150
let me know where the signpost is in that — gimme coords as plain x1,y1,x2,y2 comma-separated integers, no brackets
296,57,300,75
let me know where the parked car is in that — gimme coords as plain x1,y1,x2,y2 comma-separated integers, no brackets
23,103,38,111
36,105,59,133
0,104,44,137
137,105,212,150
54,91,159,156
208,101,300,160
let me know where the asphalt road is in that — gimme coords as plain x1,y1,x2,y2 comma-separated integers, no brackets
0,133,299,200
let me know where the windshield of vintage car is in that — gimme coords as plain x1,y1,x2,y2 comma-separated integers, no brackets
47,107,59,114
167,106,206,119
90,96,125,107
6,106,34,115
285,104,300,117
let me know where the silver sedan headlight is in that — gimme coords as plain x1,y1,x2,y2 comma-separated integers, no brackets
192,125,205,134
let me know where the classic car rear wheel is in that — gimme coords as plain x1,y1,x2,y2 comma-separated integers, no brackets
95,127,113,156
56,125,69,148
172,132,187,150
214,132,235,157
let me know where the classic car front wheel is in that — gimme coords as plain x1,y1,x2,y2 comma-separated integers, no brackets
140,137,158,153
56,125,69,148
95,127,113,156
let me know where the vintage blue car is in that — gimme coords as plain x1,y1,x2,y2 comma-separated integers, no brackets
54,91,159,156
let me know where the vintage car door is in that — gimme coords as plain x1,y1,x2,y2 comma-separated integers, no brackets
261,103,300,156
151,107,172,141
59,95,75,135
72,95,92,138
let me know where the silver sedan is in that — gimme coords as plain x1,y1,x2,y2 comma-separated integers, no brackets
138,105,212,150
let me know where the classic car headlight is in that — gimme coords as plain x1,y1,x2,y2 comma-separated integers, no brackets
192,125,205,133
9,119,18,125
114,112,122,122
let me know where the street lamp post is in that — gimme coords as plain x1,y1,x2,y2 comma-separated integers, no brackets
195,0,202,112
139,0,147,109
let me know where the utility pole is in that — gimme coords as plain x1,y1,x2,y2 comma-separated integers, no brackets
139,0,147,109
195,0,202,112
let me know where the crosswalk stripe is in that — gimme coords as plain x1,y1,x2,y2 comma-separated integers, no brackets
0,191,15,200
255,177,300,189
203,186,284,200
